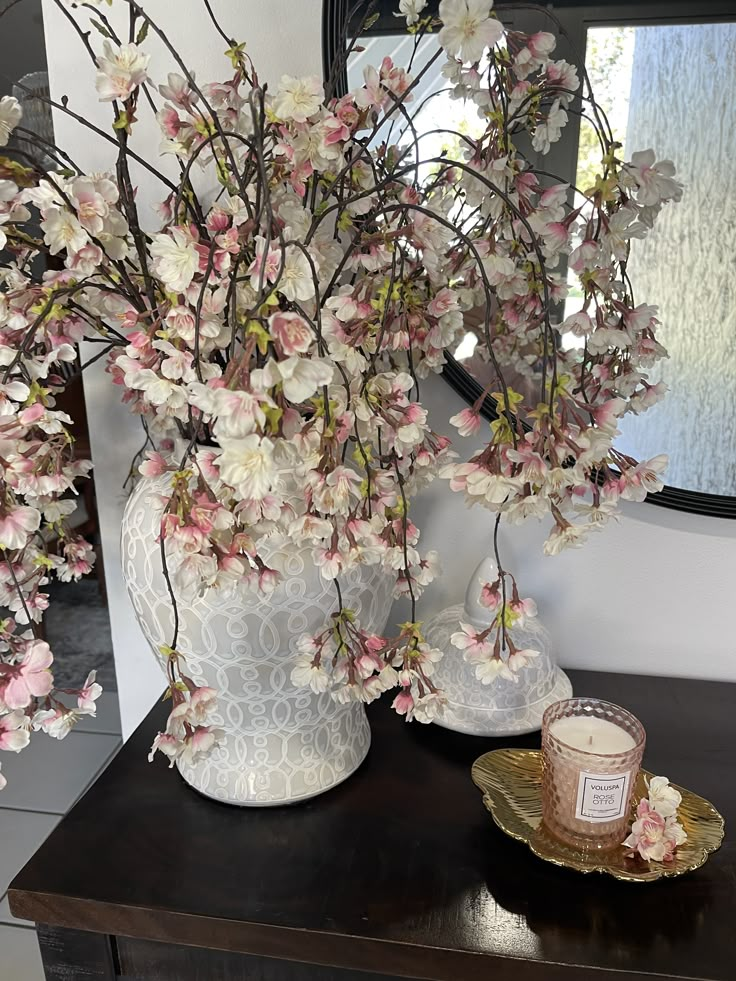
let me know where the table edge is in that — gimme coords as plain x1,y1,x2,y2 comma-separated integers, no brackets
7,887,708,981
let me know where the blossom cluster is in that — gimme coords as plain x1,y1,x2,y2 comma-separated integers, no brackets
0,145,105,784
291,612,444,721
0,0,677,772
433,6,681,554
450,573,539,682
623,775,687,862
148,658,223,769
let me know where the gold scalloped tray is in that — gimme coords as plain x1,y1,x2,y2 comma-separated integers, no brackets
472,749,724,882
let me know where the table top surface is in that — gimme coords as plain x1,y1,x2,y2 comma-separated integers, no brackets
9,669,735,981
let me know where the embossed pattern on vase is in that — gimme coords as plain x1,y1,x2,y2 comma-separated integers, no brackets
121,475,394,805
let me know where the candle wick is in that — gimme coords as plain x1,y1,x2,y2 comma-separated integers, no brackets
588,735,594,746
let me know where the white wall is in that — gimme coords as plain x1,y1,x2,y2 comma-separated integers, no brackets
42,1,736,739
42,0,325,738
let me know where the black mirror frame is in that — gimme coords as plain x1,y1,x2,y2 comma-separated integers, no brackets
322,0,736,519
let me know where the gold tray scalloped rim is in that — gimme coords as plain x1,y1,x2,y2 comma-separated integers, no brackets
472,748,725,882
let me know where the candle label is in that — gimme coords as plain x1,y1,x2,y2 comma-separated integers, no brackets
575,770,631,823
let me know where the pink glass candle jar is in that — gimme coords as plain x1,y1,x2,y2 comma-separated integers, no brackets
541,698,646,851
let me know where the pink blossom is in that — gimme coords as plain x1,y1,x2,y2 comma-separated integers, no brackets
506,441,547,483
269,311,313,355
626,149,682,207
593,398,625,436
623,302,659,334
95,41,150,103
148,731,181,767
258,568,280,594
569,239,599,274
248,236,282,289
189,500,232,535
449,407,481,437
321,113,350,146
215,226,240,254
0,505,40,550
427,287,459,318
58,538,96,582
619,454,668,502
506,648,539,673
71,178,110,236
195,449,221,482
479,580,501,610
77,670,102,714
528,31,556,59
18,402,45,426
392,688,414,717
139,451,170,478
159,72,199,111
312,545,342,580
450,622,493,659
187,686,217,723
622,798,686,862
333,95,359,130
157,105,182,139
543,221,570,252
545,59,579,93
32,706,78,739
0,640,53,710
355,64,388,112
509,596,537,622
0,711,30,752
561,310,593,337
180,725,223,766
68,243,104,277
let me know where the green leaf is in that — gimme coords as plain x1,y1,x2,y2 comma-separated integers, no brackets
224,42,246,69
263,405,283,433
337,211,354,232
492,387,524,414
245,319,272,355
90,18,114,40
363,12,379,29
113,110,129,131
136,20,149,44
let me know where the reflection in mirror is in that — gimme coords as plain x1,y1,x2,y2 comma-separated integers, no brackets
347,15,736,500
567,23,736,497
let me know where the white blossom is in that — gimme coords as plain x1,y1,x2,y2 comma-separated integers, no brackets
150,228,199,292
95,41,150,103
397,0,428,26
273,75,323,123
216,435,276,500
439,0,503,64
0,96,21,147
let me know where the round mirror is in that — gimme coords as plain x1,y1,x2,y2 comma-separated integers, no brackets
325,0,736,517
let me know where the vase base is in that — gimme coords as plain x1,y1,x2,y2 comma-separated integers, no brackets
175,725,372,807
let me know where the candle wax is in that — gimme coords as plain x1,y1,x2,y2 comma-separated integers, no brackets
548,715,636,754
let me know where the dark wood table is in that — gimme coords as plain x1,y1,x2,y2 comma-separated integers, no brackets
9,670,734,981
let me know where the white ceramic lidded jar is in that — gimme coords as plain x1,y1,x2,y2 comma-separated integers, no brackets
423,557,572,736
120,468,394,807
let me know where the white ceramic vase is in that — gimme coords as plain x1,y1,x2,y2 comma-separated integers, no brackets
424,557,572,736
120,474,395,806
